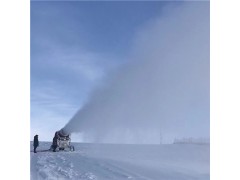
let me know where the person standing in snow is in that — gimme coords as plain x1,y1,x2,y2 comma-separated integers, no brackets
33,135,39,153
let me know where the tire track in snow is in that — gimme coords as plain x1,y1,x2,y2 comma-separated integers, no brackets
92,160,149,180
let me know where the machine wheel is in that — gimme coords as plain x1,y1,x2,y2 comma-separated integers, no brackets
70,146,75,151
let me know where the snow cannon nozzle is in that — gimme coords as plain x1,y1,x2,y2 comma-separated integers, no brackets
55,128,70,138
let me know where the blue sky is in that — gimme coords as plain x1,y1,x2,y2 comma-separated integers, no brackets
31,1,176,140
31,1,209,142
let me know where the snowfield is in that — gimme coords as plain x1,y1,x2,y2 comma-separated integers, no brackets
30,142,209,180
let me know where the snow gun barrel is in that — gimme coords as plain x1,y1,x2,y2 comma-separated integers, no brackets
56,128,70,138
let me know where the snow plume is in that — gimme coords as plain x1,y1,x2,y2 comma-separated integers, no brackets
63,2,209,144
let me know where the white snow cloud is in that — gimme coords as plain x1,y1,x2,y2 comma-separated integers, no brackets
63,2,210,144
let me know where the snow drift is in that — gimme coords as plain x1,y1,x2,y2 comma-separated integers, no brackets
31,142,209,180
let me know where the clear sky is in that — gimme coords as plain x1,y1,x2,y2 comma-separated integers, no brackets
31,1,209,143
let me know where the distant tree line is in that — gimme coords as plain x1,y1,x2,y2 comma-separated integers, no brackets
173,137,210,144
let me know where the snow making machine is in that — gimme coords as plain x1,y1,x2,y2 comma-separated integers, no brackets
51,129,75,151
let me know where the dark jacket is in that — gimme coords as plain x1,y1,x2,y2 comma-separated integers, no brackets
33,135,39,147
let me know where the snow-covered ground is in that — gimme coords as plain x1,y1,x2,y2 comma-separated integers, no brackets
30,142,209,180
